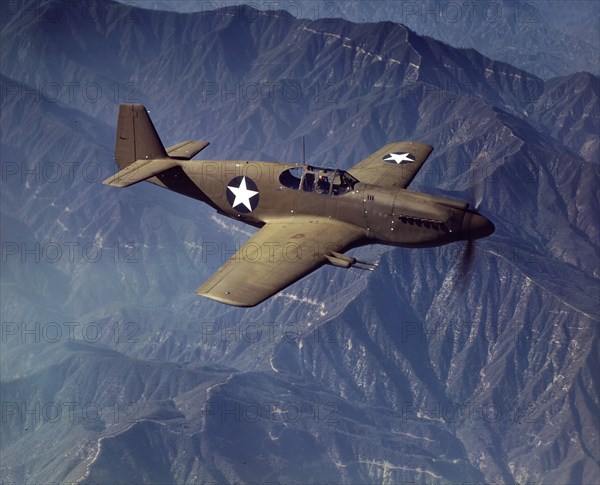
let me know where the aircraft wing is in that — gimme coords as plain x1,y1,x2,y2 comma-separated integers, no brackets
348,142,433,188
196,218,366,307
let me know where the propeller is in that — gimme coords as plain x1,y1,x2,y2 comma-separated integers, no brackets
456,164,493,284
456,236,476,284
470,159,485,211
472,176,484,212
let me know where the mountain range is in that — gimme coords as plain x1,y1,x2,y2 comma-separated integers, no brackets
120,0,600,80
1,0,598,483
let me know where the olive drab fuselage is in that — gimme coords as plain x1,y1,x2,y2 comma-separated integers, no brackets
151,159,472,248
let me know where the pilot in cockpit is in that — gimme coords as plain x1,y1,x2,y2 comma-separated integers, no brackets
314,175,330,194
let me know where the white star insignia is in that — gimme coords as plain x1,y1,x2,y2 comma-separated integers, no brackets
227,177,259,211
383,152,415,164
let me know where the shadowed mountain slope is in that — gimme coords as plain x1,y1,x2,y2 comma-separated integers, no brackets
1,1,598,483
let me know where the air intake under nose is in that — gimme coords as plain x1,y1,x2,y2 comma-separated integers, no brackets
462,212,495,240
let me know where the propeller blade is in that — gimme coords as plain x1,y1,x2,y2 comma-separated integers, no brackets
456,239,476,285
471,165,484,210
473,187,483,211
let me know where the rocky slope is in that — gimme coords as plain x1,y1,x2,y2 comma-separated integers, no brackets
1,1,598,483
121,0,600,79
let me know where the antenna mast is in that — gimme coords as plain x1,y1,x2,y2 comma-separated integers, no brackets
302,136,306,166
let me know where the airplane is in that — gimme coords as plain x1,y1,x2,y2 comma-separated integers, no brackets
103,104,494,307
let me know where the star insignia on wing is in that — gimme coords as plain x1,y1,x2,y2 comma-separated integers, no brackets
227,176,259,212
383,152,415,164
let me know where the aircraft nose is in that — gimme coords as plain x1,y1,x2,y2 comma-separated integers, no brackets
462,212,495,240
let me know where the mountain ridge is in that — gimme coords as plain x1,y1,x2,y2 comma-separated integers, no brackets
115,0,600,79
1,0,598,483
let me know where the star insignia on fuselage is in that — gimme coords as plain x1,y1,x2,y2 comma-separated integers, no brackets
383,152,416,164
226,176,259,213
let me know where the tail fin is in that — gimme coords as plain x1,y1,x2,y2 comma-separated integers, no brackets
106,104,211,188
115,104,168,169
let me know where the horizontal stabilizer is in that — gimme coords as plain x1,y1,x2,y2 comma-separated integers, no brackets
103,158,178,187
167,140,210,160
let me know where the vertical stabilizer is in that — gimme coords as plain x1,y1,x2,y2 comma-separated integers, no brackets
114,104,168,169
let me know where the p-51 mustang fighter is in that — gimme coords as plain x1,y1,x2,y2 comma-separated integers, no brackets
104,104,494,307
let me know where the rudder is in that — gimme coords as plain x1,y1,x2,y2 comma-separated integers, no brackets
115,104,168,169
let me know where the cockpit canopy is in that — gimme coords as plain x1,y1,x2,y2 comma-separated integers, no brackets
279,165,359,195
